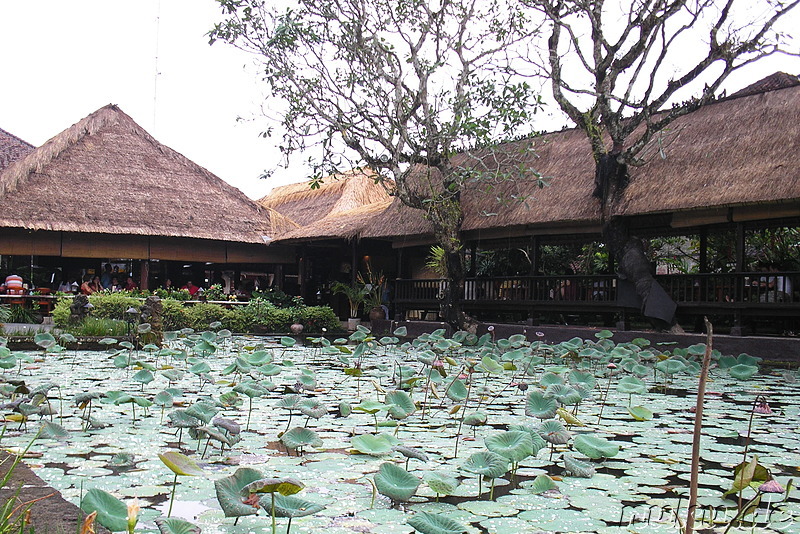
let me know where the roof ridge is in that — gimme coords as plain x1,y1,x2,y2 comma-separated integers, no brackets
0,127,34,150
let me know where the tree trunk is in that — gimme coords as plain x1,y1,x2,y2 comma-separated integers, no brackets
597,154,680,330
426,196,469,331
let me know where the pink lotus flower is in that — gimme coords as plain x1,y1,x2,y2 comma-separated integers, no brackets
753,399,773,415
607,363,617,369
758,479,784,493
536,331,545,338
432,359,444,369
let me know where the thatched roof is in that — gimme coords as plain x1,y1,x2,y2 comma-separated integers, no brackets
613,80,800,216
277,199,393,242
359,73,800,240
0,105,278,244
258,168,391,227
0,127,34,173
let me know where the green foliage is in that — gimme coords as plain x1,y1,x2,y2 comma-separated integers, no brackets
250,288,304,308
66,318,129,337
161,299,191,331
88,293,141,320
51,298,71,327
154,288,191,301
295,306,341,333
185,303,234,331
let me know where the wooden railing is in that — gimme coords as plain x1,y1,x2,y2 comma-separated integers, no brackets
395,271,799,314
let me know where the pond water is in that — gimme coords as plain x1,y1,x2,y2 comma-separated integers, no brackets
1,330,798,533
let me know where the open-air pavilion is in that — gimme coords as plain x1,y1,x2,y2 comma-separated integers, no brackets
0,105,294,294
267,73,800,336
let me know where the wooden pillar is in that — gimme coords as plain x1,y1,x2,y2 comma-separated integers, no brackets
139,261,150,291
469,243,477,276
531,236,540,275
396,247,404,279
351,241,358,285
699,229,708,273
731,223,746,336
298,246,307,300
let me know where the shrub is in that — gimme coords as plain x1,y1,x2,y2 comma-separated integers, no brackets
88,293,141,321
51,298,71,327
66,318,128,337
154,288,191,301
185,303,235,331
250,288,304,308
161,299,190,331
296,306,342,333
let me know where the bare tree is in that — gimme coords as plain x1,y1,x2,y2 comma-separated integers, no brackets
525,0,799,328
210,0,543,328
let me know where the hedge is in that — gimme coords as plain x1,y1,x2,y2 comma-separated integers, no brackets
53,295,342,334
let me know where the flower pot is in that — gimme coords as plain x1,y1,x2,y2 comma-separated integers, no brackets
368,306,385,322
347,318,361,330
290,323,304,334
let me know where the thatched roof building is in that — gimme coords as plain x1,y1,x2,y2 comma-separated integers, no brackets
0,105,291,264
259,168,391,228
289,72,800,245
0,127,34,173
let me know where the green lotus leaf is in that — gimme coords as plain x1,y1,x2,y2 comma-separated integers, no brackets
261,493,326,518
628,405,654,421
108,452,136,468
528,474,558,494
461,450,508,479
189,362,211,375
480,355,504,374
132,369,154,385
423,472,460,496
568,370,596,389
374,462,420,502
214,467,263,518
351,433,398,455
218,391,242,408
595,330,614,339
298,398,327,419
246,350,272,365
537,420,571,445
119,341,135,350
655,358,686,376
160,369,184,382
154,517,202,534
338,400,352,417
38,421,69,441
462,411,488,426
137,323,152,334
507,424,547,455
80,488,128,532
34,332,56,349
185,401,219,424
446,379,468,401
729,364,759,380
281,427,323,451
563,454,595,478
544,384,582,406
159,451,204,476
573,434,620,459
392,445,429,463
168,410,202,428
485,430,534,463
243,477,304,496
407,511,469,534
99,337,118,346
617,376,648,395
737,352,762,365
631,364,651,378
385,390,416,419
234,381,268,398
525,390,558,419
539,372,563,387
393,326,407,337
353,400,388,414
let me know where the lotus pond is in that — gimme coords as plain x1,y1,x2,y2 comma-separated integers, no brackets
1,327,799,534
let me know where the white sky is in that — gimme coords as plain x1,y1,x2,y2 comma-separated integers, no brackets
0,1,799,200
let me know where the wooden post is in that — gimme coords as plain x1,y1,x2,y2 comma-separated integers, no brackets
139,261,150,291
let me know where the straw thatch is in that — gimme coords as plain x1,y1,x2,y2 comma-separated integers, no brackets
614,80,800,216
277,199,394,242
0,127,34,173
357,73,800,240
0,105,278,244
258,168,391,226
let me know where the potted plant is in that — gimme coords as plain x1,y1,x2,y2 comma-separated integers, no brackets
331,281,367,330
358,268,387,322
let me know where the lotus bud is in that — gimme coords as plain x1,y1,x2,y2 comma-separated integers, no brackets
126,497,140,533
753,398,773,415
758,479,784,493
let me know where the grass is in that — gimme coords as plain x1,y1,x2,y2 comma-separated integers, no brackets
64,318,128,337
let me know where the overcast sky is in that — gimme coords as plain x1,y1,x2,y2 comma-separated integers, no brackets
1,1,798,200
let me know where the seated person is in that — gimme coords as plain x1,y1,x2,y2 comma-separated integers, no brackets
182,280,201,296
80,276,95,295
125,277,138,291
